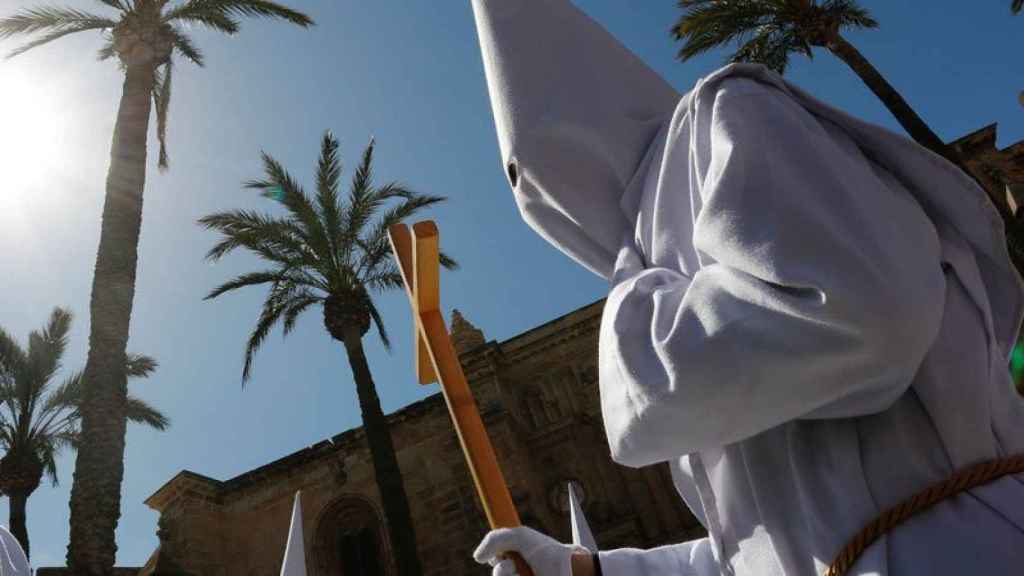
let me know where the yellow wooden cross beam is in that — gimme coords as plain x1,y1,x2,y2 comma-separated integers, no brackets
389,221,533,576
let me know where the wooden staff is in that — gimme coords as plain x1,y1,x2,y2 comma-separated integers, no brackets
388,221,534,576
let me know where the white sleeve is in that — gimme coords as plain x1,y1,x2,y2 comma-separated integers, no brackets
600,77,946,468
598,538,718,576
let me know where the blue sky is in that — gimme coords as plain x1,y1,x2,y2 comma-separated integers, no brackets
0,0,1021,568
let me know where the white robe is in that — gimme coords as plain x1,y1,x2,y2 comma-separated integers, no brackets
595,65,1024,575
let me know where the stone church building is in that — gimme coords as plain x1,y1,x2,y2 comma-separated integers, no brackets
137,301,704,575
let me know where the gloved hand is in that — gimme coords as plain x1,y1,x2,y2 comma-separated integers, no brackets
473,526,586,576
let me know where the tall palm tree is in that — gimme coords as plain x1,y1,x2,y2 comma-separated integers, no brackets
0,2,312,571
672,0,959,165
200,132,455,576
0,308,167,560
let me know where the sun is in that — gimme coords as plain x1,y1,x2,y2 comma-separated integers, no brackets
0,68,63,224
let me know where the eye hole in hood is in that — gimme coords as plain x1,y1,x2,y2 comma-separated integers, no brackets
506,160,519,189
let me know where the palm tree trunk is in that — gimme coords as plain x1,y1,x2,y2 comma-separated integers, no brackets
827,34,953,161
828,33,1024,266
67,61,156,575
341,327,423,576
8,490,30,560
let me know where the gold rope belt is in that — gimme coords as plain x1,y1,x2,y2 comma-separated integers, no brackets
824,454,1024,576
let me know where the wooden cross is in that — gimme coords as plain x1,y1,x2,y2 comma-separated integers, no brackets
388,221,533,576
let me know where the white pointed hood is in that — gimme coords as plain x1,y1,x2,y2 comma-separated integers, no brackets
568,482,597,552
472,0,680,278
279,491,307,576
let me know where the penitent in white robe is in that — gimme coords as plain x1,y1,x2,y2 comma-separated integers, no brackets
470,1,1024,572
595,65,1024,575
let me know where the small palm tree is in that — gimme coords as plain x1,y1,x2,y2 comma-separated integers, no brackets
0,2,312,571
672,0,954,163
200,131,456,576
0,308,167,560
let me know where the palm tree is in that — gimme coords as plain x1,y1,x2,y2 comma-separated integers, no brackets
200,131,455,576
0,308,167,560
1014,0,1022,14
672,0,960,165
0,2,312,571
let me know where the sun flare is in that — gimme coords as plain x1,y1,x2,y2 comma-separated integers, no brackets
0,69,63,221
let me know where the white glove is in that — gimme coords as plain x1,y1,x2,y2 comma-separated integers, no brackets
473,526,585,576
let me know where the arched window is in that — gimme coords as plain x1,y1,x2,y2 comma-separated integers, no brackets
313,496,391,576
338,524,382,576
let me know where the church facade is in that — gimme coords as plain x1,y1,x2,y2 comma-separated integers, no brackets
140,301,703,575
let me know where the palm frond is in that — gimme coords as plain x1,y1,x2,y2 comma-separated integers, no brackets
356,193,446,275
95,0,128,11
96,33,116,60
366,300,391,350
673,0,775,62
316,131,343,257
153,61,173,170
0,7,116,39
163,0,313,28
342,139,378,239
167,25,204,66
124,353,158,379
125,395,169,430
674,0,876,69
241,290,289,384
37,371,81,424
729,26,795,74
4,17,116,59
363,269,404,293
30,387,79,448
162,2,240,34
821,0,878,29
355,235,393,278
198,209,318,269
439,251,458,271
372,192,444,229
247,152,332,261
53,430,79,451
37,440,60,486
281,291,321,336
25,308,72,403
0,327,27,378
41,308,72,352
0,423,14,451
205,270,290,300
